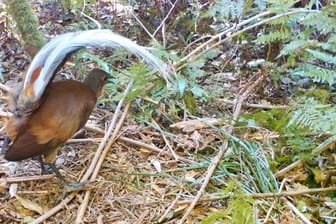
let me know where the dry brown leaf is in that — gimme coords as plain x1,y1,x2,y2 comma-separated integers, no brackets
15,195,44,215
170,118,226,132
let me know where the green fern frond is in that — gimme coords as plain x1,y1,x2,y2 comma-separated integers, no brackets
203,0,245,21
255,30,291,44
305,49,336,65
303,12,336,35
289,97,336,134
292,64,336,85
280,40,307,55
318,42,336,53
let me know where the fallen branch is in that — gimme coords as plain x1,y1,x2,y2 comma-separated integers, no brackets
75,81,134,223
176,186,336,204
0,174,54,184
178,71,266,223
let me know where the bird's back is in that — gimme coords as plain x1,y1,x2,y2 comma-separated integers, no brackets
5,80,97,161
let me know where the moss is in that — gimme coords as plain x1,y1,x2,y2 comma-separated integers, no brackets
6,0,45,57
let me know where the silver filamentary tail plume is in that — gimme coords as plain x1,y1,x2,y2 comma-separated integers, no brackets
18,29,173,113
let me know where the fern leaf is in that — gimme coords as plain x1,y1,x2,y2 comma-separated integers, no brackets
280,40,307,56
305,49,336,65
292,64,336,85
255,30,290,44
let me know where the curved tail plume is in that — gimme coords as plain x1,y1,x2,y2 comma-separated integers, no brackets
17,29,173,114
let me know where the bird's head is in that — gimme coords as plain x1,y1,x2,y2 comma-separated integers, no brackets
84,69,110,98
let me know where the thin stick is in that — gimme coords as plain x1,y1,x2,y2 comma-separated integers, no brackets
176,186,336,204
153,0,179,37
275,159,304,178
0,83,10,92
80,3,101,29
276,134,336,177
121,136,195,164
75,103,130,223
177,9,317,71
178,71,266,223
221,99,287,109
264,178,287,223
151,119,180,161
17,190,50,194
75,82,133,223
178,11,272,65
81,81,133,182
130,11,158,44
158,189,183,223
84,125,195,164
84,124,105,134
0,174,54,184
254,186,336,198
66,138,102,143
282,198,313,224
29,193,76,224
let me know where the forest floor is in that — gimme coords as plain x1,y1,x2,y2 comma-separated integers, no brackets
0,1,335,224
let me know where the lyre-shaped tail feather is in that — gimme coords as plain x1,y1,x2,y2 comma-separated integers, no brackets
22,32,78,89
17,29,173,114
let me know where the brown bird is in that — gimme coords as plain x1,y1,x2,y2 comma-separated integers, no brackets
5,69,108,183
2,29,171,184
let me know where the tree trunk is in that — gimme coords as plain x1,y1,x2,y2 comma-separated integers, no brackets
5,0,45,57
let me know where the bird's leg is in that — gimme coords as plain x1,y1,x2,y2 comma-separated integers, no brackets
47,163,68,185
38,155,54,174
44,148,89,191
1,135,9,154
43,148,68,185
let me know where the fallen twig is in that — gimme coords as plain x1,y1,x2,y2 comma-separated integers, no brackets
176,186,336,204
29,193,76,224
276,134,336,178
75,81,133,223
221,99,288,109
0,83,10,92
0,174,54,184
177,9,317,71
178,71,266,223
282,198,313,224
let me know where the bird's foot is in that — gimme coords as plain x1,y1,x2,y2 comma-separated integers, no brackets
41,165,54,174
58,180,95,200
1,135,9,154
64,180,91,192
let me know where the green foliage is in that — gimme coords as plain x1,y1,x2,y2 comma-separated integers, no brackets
201,181,254,224
255,29,291,44
266,0,298,12
180,49,220,102
60,0,96,12
231,139,279,193
240,109,290,133
258,4,336,86
292,64,336,86
203,0,245,22
288,97,336,134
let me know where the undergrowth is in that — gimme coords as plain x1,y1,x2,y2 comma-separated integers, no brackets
67,0,336,222
4,0,335,222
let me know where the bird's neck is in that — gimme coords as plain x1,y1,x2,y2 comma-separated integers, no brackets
83,78,103,98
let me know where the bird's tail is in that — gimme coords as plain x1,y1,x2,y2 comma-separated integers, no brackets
17,29,172,114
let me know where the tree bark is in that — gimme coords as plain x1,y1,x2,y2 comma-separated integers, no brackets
5,0,45,57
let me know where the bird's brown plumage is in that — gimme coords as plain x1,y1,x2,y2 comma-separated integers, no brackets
5,69,108,165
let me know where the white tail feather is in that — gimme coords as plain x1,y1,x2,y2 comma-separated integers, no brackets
20,29,172,110
23,32,77,88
